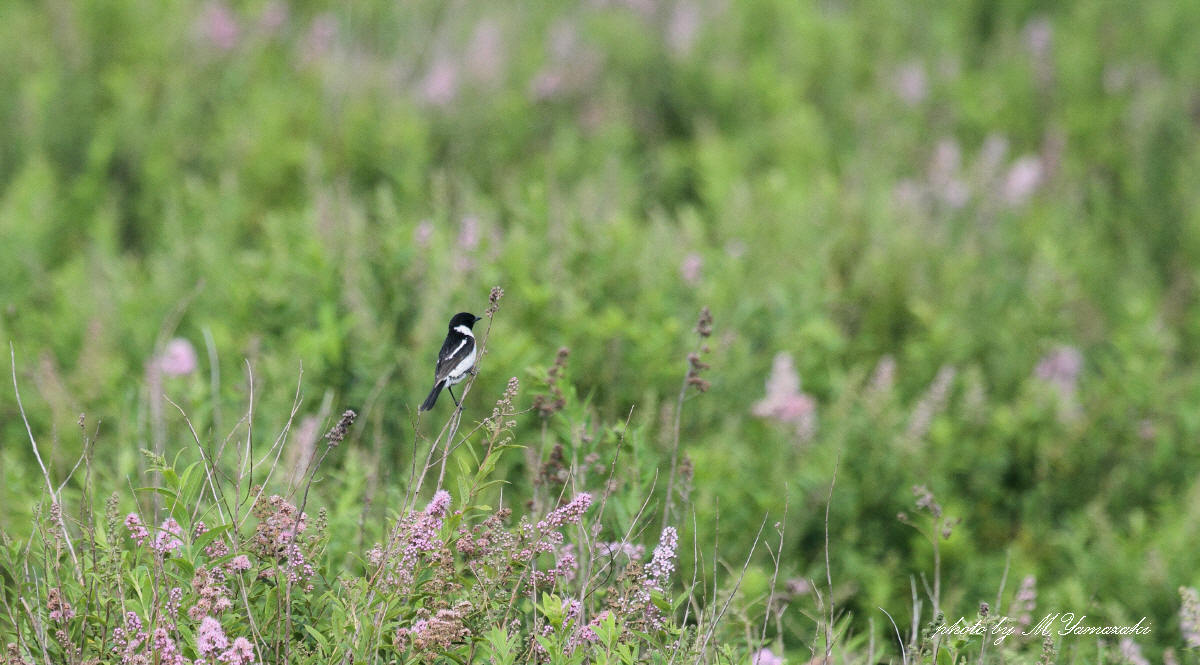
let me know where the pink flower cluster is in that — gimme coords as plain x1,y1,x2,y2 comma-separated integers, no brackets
197,616,228,655
152,627,187,665
205,539,230,558
198,2,240,52
280,543,316,588
370,490,455,592
516,493,594,563
1034,345,1083,423
108,609,190,665
111,612,148,662
680,253,703,285
892,60,928,106
539,493,592,530
645,527,678,591
154,517,185,554
1013,575,1037,630
427,490,451,517
1120,639,1150,665
558,597,620,652
1180,587,1200,648
166,587,184,620
197,616,256,664
636,526,680,630
892,132,1054,214
867,355,897,400
396,603,471,653
906,365,956,442
124,513,185,555
595,541,645,561
125,513,150,545
158,338,198,376
249,494,316,588
46,588,74,622
751,647,784,665
574,610,611,643
250,495,308,557
531,551,579,588
752,353,817,441
221,637,255,664
189,566,234,620
1035,345,1082,390
407,491,452,558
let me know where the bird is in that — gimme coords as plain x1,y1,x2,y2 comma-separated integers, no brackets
420,312,482,412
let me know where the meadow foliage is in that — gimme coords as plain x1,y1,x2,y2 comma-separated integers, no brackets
3,0,1200,662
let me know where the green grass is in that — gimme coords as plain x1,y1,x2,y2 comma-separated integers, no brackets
3,0,1200,662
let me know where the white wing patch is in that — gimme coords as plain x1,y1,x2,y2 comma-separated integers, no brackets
442,338,468,362
446,347,476,385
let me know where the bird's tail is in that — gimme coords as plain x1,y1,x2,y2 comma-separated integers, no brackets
420,381,444,412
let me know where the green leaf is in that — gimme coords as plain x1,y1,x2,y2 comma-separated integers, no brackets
191,523,233,552
534,635,557,654
594,612,620,647
455,449,473,477
304,623,330,649
178,462,208,506
482,626,517,665
162,467,180,490
540,592,564,627
456,474,470,508
135,487,180,504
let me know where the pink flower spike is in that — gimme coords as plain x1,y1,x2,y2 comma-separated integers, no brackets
893,61,928,106
425,490,452,517
680,253,703,285
646,526,678,589
197,616,229,656
125,512,150,546
158,338,198,376
752,647,784,665
1002,155,1045,206
200,1,240,51
541,493,592,529
420,57,460,107
219,636,256,664
153,517,185,554
752,353,818,441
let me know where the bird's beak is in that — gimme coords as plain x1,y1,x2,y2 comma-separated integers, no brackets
475,316,483,322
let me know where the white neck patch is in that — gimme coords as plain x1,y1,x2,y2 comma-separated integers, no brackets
454,324,475,337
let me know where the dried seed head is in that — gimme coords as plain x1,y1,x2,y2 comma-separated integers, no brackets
324,410,357,448
486,286,504,316
695,306,713,338
685,352,712,392
534,347,570,418
912,485,942,518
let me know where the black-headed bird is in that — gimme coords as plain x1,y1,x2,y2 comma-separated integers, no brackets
419,312,482,411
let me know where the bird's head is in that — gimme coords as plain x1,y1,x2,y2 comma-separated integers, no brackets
449,312,482,329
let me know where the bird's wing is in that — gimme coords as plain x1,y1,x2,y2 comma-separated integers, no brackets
434,335,475,382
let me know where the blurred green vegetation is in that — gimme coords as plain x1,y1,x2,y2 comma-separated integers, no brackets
3,0,1200,657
